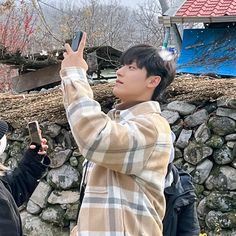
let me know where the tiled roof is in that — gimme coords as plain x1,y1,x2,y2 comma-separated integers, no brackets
176,0,236,16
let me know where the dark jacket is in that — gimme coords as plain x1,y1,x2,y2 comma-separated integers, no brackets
0,147,50,236
163,164,200,236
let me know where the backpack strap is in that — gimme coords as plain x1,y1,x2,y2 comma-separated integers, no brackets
75,160,89,222
79,160,89,203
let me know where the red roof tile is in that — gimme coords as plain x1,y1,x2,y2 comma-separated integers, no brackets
176,0,236,16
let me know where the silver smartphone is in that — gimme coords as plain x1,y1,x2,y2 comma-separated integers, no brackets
28,121,42,146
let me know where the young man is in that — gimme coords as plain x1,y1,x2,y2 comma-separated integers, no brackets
60,33,175,236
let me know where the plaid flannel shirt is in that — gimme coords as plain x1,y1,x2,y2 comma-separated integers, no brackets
60,68,173,236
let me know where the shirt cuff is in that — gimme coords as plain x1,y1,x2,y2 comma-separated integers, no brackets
60,67,87,82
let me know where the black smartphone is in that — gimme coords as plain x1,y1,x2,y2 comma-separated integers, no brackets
28,121,42,146
71,31,83,51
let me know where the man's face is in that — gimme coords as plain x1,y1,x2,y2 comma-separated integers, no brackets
113,62,150,102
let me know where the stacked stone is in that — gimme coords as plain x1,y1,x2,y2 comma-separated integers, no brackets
2,122,83,236
161,98,236,236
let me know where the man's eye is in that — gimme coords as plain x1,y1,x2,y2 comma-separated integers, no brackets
128,65,136,70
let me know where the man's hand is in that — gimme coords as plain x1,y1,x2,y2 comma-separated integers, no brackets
61,32,88,71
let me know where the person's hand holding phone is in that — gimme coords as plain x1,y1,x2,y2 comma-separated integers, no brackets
61,32,88,71
28,121,48,156
30,138,48,155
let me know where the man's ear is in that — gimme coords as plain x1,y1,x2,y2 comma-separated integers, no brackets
147,76,161,88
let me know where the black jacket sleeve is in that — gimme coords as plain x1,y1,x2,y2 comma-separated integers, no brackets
0,180,22,236
2,146,50,207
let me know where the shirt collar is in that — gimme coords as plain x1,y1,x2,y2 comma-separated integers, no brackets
109,101,161,120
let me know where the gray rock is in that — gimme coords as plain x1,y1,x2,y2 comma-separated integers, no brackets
26,200,42,215
206,210,236,230
195,184,205,196
8,128,26,141
161,110,180,124
5,157,18,169
30,181,52,208
56,129,73,149
29,90,38,94
233,143,236,158
160,103,168,111
193,159,213,184
227,141,236,149
167,101,196,115
205,211,222,230
213,145,233,165
41,122,61,138
48,190,80,205
207,230,236,236
231,158,236,169
197,198,208,220
70,156,78,167
184,141,213,165
206,135,224,149
21,212,69,236
49,148,72,169
225,133,236,141
173,158,184,169
205,166,236,190
203,190,211,197
206,192,236,212
217,107,236,121
174,147,183,159
217,98,236,109
204,102,217,114
171,123,183,139
9,141,23,161
208,116,236,136
176,129,193,149
47,164,80,190
21,212,54,236
41,206,66,226
184,109,208,128
0,152,8,164
39,88,48,93
194,123,211,143
65,204,80,221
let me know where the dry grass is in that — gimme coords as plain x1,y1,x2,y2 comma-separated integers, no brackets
0,75,235,128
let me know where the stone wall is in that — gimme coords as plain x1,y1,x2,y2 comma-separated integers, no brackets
161,98,236,236
1,97,236,236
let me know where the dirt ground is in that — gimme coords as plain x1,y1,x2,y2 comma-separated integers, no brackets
0,74,235,128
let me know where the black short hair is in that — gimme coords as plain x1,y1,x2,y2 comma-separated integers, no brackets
120,44,176,101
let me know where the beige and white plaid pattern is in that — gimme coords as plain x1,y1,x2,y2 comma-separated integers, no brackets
61,67,173,236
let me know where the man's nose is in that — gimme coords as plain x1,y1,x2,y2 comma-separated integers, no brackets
116,66,124,76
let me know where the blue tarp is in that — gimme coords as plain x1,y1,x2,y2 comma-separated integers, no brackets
177,28,236,77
